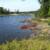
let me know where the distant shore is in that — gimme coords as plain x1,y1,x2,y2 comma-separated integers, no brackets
0,14,19,16
0,13,33,16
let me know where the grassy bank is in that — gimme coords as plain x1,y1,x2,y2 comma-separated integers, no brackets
0,39,50,50
0,32,50,50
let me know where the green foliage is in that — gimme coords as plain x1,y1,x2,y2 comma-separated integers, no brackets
48,7,50,16
48,18,50,25
0,7,10,14
0,32,50,50
38,0,50,18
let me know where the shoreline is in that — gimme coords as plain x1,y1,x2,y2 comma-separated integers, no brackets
0,13,33,16
0,14,19,16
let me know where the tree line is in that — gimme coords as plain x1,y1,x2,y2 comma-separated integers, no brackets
0,7,10,14
0,7,22,14
38,0,50,18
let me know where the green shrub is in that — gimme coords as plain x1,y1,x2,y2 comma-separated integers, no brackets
48,18,50,25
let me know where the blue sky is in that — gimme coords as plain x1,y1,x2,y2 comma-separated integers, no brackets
0,0,40,12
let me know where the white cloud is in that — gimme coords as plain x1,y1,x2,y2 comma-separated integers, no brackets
0,0,40,11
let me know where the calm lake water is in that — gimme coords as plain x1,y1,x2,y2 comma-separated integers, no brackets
0,15,33,43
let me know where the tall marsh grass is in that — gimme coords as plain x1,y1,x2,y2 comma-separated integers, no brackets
0,34,50,50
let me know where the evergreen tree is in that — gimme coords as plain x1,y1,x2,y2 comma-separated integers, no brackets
0,7,10,14
39,0,50,18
